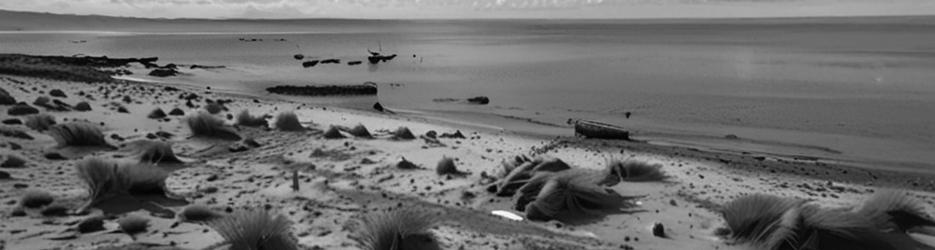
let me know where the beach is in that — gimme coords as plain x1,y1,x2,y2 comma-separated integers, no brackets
2,12,935,250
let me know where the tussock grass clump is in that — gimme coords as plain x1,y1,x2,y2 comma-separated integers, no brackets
392,126,415,140
24,113,56,131
520,171,643,222
356,208,441,250
132,140,183,164
274,111,303,131
207,210,298,250
185,112,241,140
204,102,224,114
235,110,268,127
604,158,666,183
323,125,345,139
436,157,467,177
20,189,55,208
855,190,935,231
348,124,372,138
48,122,112,148
77,215,106,233
118,215,150,235
719,192,935,250
75,158,169,211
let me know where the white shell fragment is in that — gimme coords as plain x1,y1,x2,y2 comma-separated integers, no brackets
491,210,524,221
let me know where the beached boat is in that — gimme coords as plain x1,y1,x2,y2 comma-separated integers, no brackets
574,120,630,140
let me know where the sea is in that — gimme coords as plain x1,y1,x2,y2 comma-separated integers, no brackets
2,17,935,171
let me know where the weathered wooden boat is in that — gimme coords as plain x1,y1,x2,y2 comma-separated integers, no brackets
574,120,630,140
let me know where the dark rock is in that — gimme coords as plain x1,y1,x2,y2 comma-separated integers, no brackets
149,68,179,77
440,130,466,139
0,170,10,179
467,96,490,105
148,108,167,119
49,89,67,98
652,223,667,238
44,152,67,160
293,54,304,60
302,60,319,68
116,106,129,113
1,154,26,168
8,103,39,116
0,127,33,140
267,84,377,96
320,58,340,64
322,126,345,139
425,130,437,139
373,102,385,112
41,205,70,216
168,108,185,116
347,61,362,65
78,216,106,233
2,118,22,125
74,102,91,111
0,87,15,105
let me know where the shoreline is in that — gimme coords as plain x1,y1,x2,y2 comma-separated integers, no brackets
108,74,935,188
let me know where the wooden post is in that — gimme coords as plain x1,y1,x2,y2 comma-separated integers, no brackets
292,170,299,192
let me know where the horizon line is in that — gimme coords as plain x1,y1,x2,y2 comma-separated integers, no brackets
3,8,935,22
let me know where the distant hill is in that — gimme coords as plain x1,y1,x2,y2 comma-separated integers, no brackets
2,9,934,32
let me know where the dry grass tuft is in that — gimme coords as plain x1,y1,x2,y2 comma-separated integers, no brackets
207,210,298,250
133,140,183,164
24,113,56,131
48,122,112,148
356,208,441,250
604,158,666,183
185,112,241,140
235,110,268,127
274,111,303,131
521,170,644,222
75,158,169,211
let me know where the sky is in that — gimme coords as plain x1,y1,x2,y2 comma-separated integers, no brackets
1,0,934,19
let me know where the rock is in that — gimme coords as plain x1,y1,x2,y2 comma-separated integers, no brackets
0,87,15,105
116,106,129,113
392,127,416,140
373,102,385,112
293,54,304,60
44,152,67,160
74,102,91,111
2,118,22,125
49,89,67,98
8,142,21,150
396,157,419,170
425,130,437,139
148,108,167,119
8,103,39,116
0,170,10,179
348,61,362,65
652,223,667,238
436,157,467,176
725,134,740,140
322,126,345,139
168,108,185,116
149,68,179,77
467,96,490,105
78,216,106,233
228,144,249,152
320,58,340,64
0,127,33,140
41,205,70,216
440,130,465,139
302,60,319,68
242,138,261,148
1,154,26,168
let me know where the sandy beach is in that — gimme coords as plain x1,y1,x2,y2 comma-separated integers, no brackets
3,56,935,249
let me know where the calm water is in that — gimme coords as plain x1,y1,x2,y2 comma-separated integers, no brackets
3,18,935,169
